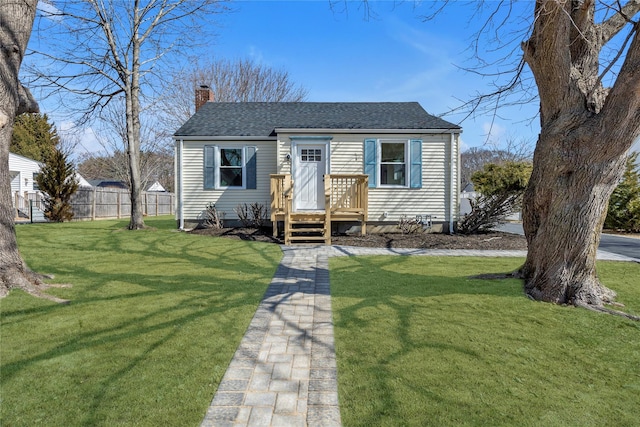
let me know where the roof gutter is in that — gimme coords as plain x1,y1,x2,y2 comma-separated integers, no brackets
173,129,463,140
274,128,462,135
173,136,276,141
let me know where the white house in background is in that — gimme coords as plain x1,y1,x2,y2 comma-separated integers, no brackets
9,152,41,196
174,89,462,244
147,180,166,192
10,152,92,214
75,173,92,187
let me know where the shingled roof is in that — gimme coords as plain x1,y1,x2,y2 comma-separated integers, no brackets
174,102,460,137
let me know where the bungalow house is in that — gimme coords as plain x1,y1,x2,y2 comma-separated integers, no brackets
174,91,461,244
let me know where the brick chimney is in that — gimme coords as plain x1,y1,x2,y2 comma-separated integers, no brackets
195,85,214,112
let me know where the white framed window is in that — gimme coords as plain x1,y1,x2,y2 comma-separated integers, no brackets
301,148,322,162
364,138,422,189
379,140,407,187
218,148,244,188
204,145,257,190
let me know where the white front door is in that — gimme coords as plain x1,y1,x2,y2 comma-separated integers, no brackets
294,145,326,211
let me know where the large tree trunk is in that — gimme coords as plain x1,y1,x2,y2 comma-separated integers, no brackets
1,0,67,302
521,0,640,310
125,2,145,230
522,132,625,306
1,0,37,293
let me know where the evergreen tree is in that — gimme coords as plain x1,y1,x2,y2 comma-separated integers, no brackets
10,113,59,162
35,149,79,222
605,153,640,232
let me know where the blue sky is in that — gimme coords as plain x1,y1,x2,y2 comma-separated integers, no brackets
28,0,640,156
207,1,540,152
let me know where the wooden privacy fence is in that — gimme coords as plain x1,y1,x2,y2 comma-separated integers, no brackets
70,187,175,221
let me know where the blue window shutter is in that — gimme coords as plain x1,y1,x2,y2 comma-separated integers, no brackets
204,145,216,189
410,139,422,188
245,146,257,189
364,139,377,188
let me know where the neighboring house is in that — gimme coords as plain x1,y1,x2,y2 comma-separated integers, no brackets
9,152,43,221
147,180,167,192
10,152,92,220
75,173,92,188
9,152,41,196
88,179,128,189
174,93,462,243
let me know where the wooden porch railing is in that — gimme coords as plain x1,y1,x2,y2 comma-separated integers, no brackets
270,174,293,236
270,173,368,241
324,174,368,235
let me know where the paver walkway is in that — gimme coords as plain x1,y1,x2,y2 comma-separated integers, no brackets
201,248,340,427
201,246,639,427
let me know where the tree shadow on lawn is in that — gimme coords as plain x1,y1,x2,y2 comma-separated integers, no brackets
330,255,640,426
3,223,283,425
330,255,524,300
330,255,530,425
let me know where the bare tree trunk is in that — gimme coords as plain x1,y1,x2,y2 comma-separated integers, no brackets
521,0,640,311
126,1,145,230
125,85,145,230
0,0,68,302
522,132,625,306
28,1,227,231
0,122,25,297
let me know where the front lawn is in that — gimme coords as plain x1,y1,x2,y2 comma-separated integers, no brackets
1,217,282,426
330,256,640,426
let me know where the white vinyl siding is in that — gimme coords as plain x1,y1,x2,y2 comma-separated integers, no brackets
278,133,455,223
9,153,41,195
368,135,449,221
180,140,276,220
178,132,458,224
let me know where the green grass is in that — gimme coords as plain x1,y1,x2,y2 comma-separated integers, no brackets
1,216,282,427
330,256,640,427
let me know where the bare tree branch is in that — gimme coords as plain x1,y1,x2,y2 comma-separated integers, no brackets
26,0,229,230
598,0,640,42
157,57,308,137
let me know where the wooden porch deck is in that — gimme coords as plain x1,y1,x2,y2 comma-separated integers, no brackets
270,174,368,245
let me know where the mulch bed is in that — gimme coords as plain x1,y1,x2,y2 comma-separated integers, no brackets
189,226,527,250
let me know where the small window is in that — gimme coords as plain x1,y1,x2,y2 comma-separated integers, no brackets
204,145,257,190
219,148,243,187
301,148,322,162
380,141,406,186
364,138,422,189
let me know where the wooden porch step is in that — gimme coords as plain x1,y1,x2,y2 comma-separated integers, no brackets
289,220,324,225
288,235,327,242
289,218,324,222
288,227,325,233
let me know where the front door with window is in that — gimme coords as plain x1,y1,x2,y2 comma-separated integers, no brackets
293,145,326,211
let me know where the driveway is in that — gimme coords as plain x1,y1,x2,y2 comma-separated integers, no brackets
496,223,640,261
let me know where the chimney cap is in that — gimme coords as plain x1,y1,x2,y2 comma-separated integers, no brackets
199,84,210,89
